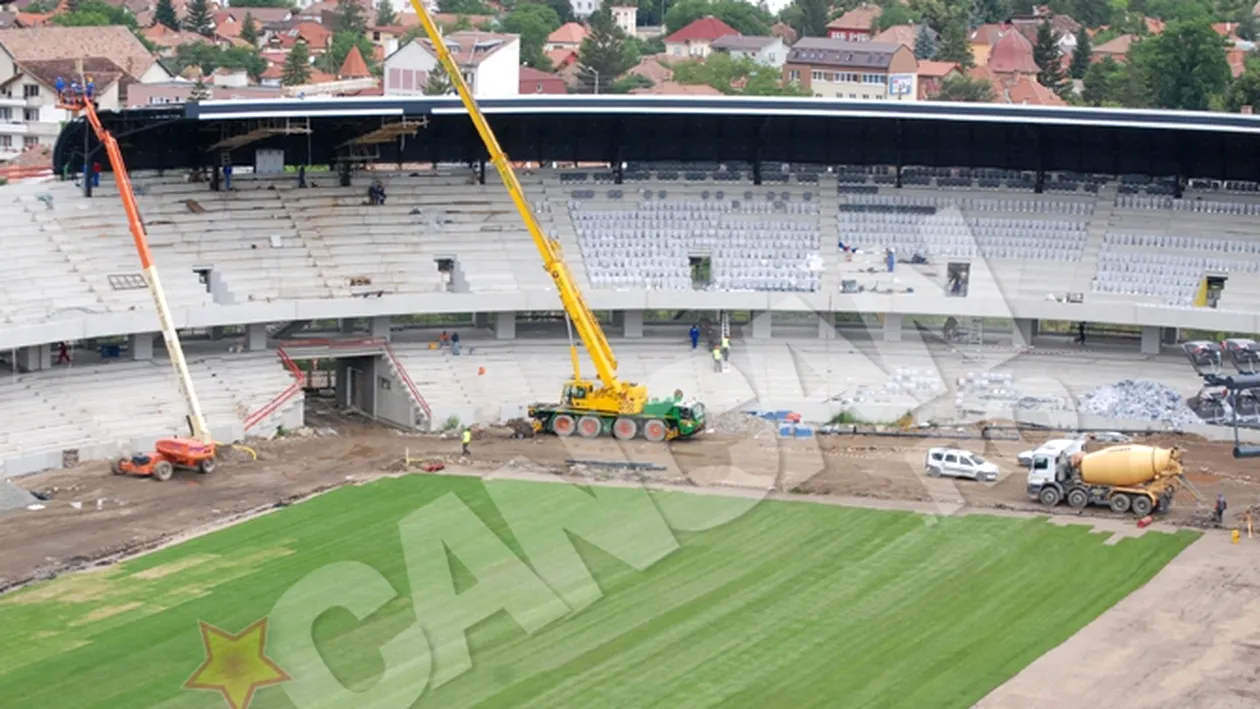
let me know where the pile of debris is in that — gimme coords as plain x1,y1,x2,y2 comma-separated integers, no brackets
708,411,779,437
883,367,946,400
1081,379,1203,426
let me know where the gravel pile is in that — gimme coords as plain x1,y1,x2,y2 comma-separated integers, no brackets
1081,379,1203,426
0,480,38,512
708,411,780,436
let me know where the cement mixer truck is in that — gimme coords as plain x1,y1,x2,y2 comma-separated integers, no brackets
1027,444,1193,517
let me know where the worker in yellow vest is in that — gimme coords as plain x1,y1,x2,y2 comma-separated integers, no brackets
720,335,730,361
712,346,723,372
461,428,471,456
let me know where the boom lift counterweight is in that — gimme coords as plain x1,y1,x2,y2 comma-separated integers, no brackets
404,2,705,441
59,90,218,479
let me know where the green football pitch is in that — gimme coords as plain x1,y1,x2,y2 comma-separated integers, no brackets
0,475,1197,709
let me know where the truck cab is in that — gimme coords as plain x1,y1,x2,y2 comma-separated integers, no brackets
1025,438,1087,500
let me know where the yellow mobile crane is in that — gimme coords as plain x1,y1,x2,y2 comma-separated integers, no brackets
405,3,705,441
59,88,219,480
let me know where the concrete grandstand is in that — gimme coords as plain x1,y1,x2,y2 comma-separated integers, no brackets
4,96,1260,476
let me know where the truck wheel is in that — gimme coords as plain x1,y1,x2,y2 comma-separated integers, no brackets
153,461,174,482
577,416,602,439
1066,488,1089,509
1038,486,1062,507
613,418,637,441
1131,495,1153,517
643,419,667,443
551,415,575,437
1109,494,1131,514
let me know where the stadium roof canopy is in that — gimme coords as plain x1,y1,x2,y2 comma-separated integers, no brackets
53,95,1260,181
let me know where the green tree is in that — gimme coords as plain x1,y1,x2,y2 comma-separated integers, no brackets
1222,58,1260,111
664,0,773,36
935,10,973,69
502,2,562,69
376,0,398,26
240,12,260,47
1033,21,1068,93
875,4,915,32
1132,19,1228,110
1069,27,1091,79
438,0,493,13
188,77,211,102
577,9,639,93
423,65,453,95
914,22,936,60
183,0,215,37
173,43,266,80
1081,54,1148,106
330,0,368,34
51,0,138,28
229,0,291,6
154,0,179,30
545,0,575,23
671,52,809,95
1239,12,1258,42
320,31,376,73
934,73,995,101
23,0,57,12
282,41,312,86
781,0,829,38
975,0,1014,23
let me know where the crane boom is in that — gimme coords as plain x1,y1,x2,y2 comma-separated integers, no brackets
61,94,212,443
404,1,634,405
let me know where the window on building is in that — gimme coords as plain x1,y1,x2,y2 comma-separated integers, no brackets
23,136,37,147
0,107,10,121
811,70,824,81
0,135,11,147
788,70,799,81
863,74,886,85
23,109,37,121
23,84,38,98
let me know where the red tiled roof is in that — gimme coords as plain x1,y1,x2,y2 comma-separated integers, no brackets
1005,75,1065,105
988,29,1038,75
627,53,672,83
1093,34,1135,56
872,24,917,50
917,60,960,78
547,47,578,68
339,44,370,78
970,23,1005,46
630,80,721,95
665,16,738,44
770,22,797,45
547,22,587,45
826,4,881,32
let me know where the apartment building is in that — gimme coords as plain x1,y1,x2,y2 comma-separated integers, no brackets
784,38,918,100
384,32,520,97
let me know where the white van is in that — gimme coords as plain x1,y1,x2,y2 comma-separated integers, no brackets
925,447,999,482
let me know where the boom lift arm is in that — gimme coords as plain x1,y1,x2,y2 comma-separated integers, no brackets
59,93,212,443
404,1,646,415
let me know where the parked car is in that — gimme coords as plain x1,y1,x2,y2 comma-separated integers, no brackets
925,447,999,482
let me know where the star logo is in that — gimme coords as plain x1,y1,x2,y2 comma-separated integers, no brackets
185,619,291,709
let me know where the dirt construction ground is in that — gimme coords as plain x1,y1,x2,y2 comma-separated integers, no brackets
3,415,1260,707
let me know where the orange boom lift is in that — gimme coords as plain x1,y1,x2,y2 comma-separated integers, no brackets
59,87,217,481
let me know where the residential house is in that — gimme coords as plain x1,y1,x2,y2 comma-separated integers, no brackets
547,47,578,71
1091,34,1135,63
339,45,371,80
519,66,566,94
826,3,881,42
611,5,637,36
986,28,1038,78
664,16,738,59
770,22,798,45
368,25,409,59
142,24,231,54
568,0,600,19
710,35,788,68
872,24,917,52
968,23,1005,66
265,22,332,55
0,26,171,160
629,81,721,95
784,38,918,100
916,60,959,99
384,31,520,97
627,53,672,85
546,22,587,52
1011,11,1081,54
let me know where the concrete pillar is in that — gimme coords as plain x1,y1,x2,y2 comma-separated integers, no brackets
750,311,772,340
18,345,50,371
131,333,155,361
1012,318,1034,347
245,323,268,351
370,316,391,340
817,312,836,339
1030,319,1040,337
623,309,644,338
473,312,489,329
1140,326,1161,355
882,313,902,342
495,311,517,340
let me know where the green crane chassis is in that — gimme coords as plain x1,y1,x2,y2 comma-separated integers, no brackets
528,400,707,441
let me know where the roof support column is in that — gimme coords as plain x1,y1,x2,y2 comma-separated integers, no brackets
478,159,486,185
894,120,903,189
1034,128,1045,194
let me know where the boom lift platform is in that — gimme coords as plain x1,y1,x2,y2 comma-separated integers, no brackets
59,89,218,480
404,2,705,441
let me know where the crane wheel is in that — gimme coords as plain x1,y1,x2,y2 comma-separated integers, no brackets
578,416,602,439
198,456,217,474
1109,493,1132,514
1066,488,1089,509
1131,495,1154,517
153,461,174,482
643,419,667,443
613,418,638,440
551,415,576,437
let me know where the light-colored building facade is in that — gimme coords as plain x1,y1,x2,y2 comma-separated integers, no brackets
710,35,788,68
784,38,918,100
384,32,520,98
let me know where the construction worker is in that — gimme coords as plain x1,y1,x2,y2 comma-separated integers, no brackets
720,334,730,362
54,76,65,102
85,76,94,100
689,323,700,350
461,427,471,456
712,345,722,372
1215,493,1228,525
223,164,233,190
1244,507,1254,539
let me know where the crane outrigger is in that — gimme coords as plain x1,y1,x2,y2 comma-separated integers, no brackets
59,88,218,479
403,3,705,441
